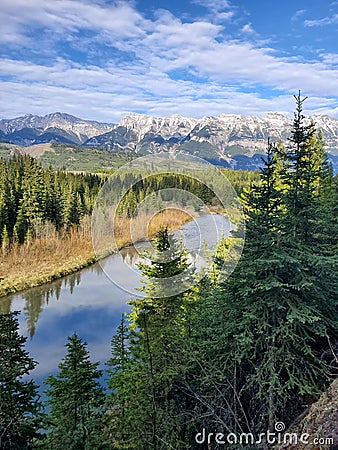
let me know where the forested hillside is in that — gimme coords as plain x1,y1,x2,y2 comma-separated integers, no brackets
0,153,257,250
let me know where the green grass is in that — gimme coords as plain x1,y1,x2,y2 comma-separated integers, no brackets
38,144,135,170
0,143,135,171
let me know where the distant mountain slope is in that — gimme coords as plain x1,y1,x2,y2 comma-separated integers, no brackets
0,113,115,146
84,112,338,158
1,112,338,167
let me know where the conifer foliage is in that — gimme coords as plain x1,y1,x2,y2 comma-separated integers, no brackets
0,95,337,449
183,93,338,436
0,154,102,245
0,312,43,449
106,227,193,449
45,333,106,450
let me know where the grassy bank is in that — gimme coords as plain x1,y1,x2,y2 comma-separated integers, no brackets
0,209,194,298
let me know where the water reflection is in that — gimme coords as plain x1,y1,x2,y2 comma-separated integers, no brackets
1,271,83,338
0,215,233,382
0,247,146,381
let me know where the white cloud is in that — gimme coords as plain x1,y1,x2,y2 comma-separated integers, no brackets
0,0,150,44
304,13,338,27
193,0,231,11
291,9,306,22
1,57,337,123
191,0,234,23
241,23,254,34
0,0,338,120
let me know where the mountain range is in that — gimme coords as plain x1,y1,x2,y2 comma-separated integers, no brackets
1,112,338,171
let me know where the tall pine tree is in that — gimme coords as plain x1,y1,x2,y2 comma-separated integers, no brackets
107,227,193,449
45,333,106,450
0,311,42,449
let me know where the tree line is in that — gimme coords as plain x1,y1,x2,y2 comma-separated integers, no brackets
0,155,103,247
0,153,257,249
1,94,338,449
105,168,258,218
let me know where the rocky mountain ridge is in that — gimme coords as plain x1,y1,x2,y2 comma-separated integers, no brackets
0,113,114,146
1,112,338,160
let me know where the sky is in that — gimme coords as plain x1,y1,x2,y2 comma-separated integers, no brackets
0,0,338,123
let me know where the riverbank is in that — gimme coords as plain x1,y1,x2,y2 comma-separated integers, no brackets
0,209,194,298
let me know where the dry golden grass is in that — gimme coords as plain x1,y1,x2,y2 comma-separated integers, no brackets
0,209,194,297
113,208,194,249
0,220,95,297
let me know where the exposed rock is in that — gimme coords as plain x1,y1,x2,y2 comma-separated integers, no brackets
276,379,338,450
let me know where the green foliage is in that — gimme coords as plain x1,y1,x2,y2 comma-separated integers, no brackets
45,333,107,450
0,312,43,449
106,228,193,449
114,170,247,219
104,95,338,448
185,94,338,436
2,95,337,449
39,144,135,171
0,154,103,244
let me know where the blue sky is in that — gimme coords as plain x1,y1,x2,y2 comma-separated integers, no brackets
0,0,337,122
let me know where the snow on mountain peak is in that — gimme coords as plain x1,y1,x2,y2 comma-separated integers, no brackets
1,111,338,157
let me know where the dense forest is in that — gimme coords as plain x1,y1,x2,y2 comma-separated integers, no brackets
0,155,103,246
0,153,257,248
1,95,338,449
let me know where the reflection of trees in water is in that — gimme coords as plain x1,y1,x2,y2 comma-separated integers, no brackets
0,297,12,315
120,246,144,266
0,271,83,338
0,240,191,339
98,246,148,269
92,261,104,276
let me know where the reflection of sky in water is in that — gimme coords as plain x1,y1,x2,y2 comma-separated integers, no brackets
0,214,232,387
1,262,138,387
174,213,233,251
102,214,234,294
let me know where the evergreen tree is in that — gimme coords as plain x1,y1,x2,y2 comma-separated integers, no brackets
180,113,338,442
279,93,338,326
217,163,327,429
105,316,133,448
14,156,46,242
282,92,331,243
45,333,106,450
107,227,193,449
0,311,43,449
193,101,338,434
44,169,63,229
0,154,103,244
1,224,10,254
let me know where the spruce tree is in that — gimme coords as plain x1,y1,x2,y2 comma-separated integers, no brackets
183,120,337,438
45,333,106,450
107,227,193,449
105,316,134,448
1,224,10,254
280,93,338,327
0,311,42,449
202,101,338,432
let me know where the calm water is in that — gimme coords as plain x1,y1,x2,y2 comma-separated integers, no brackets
0,214,233,385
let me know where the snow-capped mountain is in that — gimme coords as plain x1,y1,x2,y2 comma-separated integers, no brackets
84,112,338,158
1,112,338,160
0,113,115,146
119,113,199,140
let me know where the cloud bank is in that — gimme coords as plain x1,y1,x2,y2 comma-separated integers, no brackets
0,0,337,121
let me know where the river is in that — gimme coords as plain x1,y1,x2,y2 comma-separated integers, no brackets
0,214,234,386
